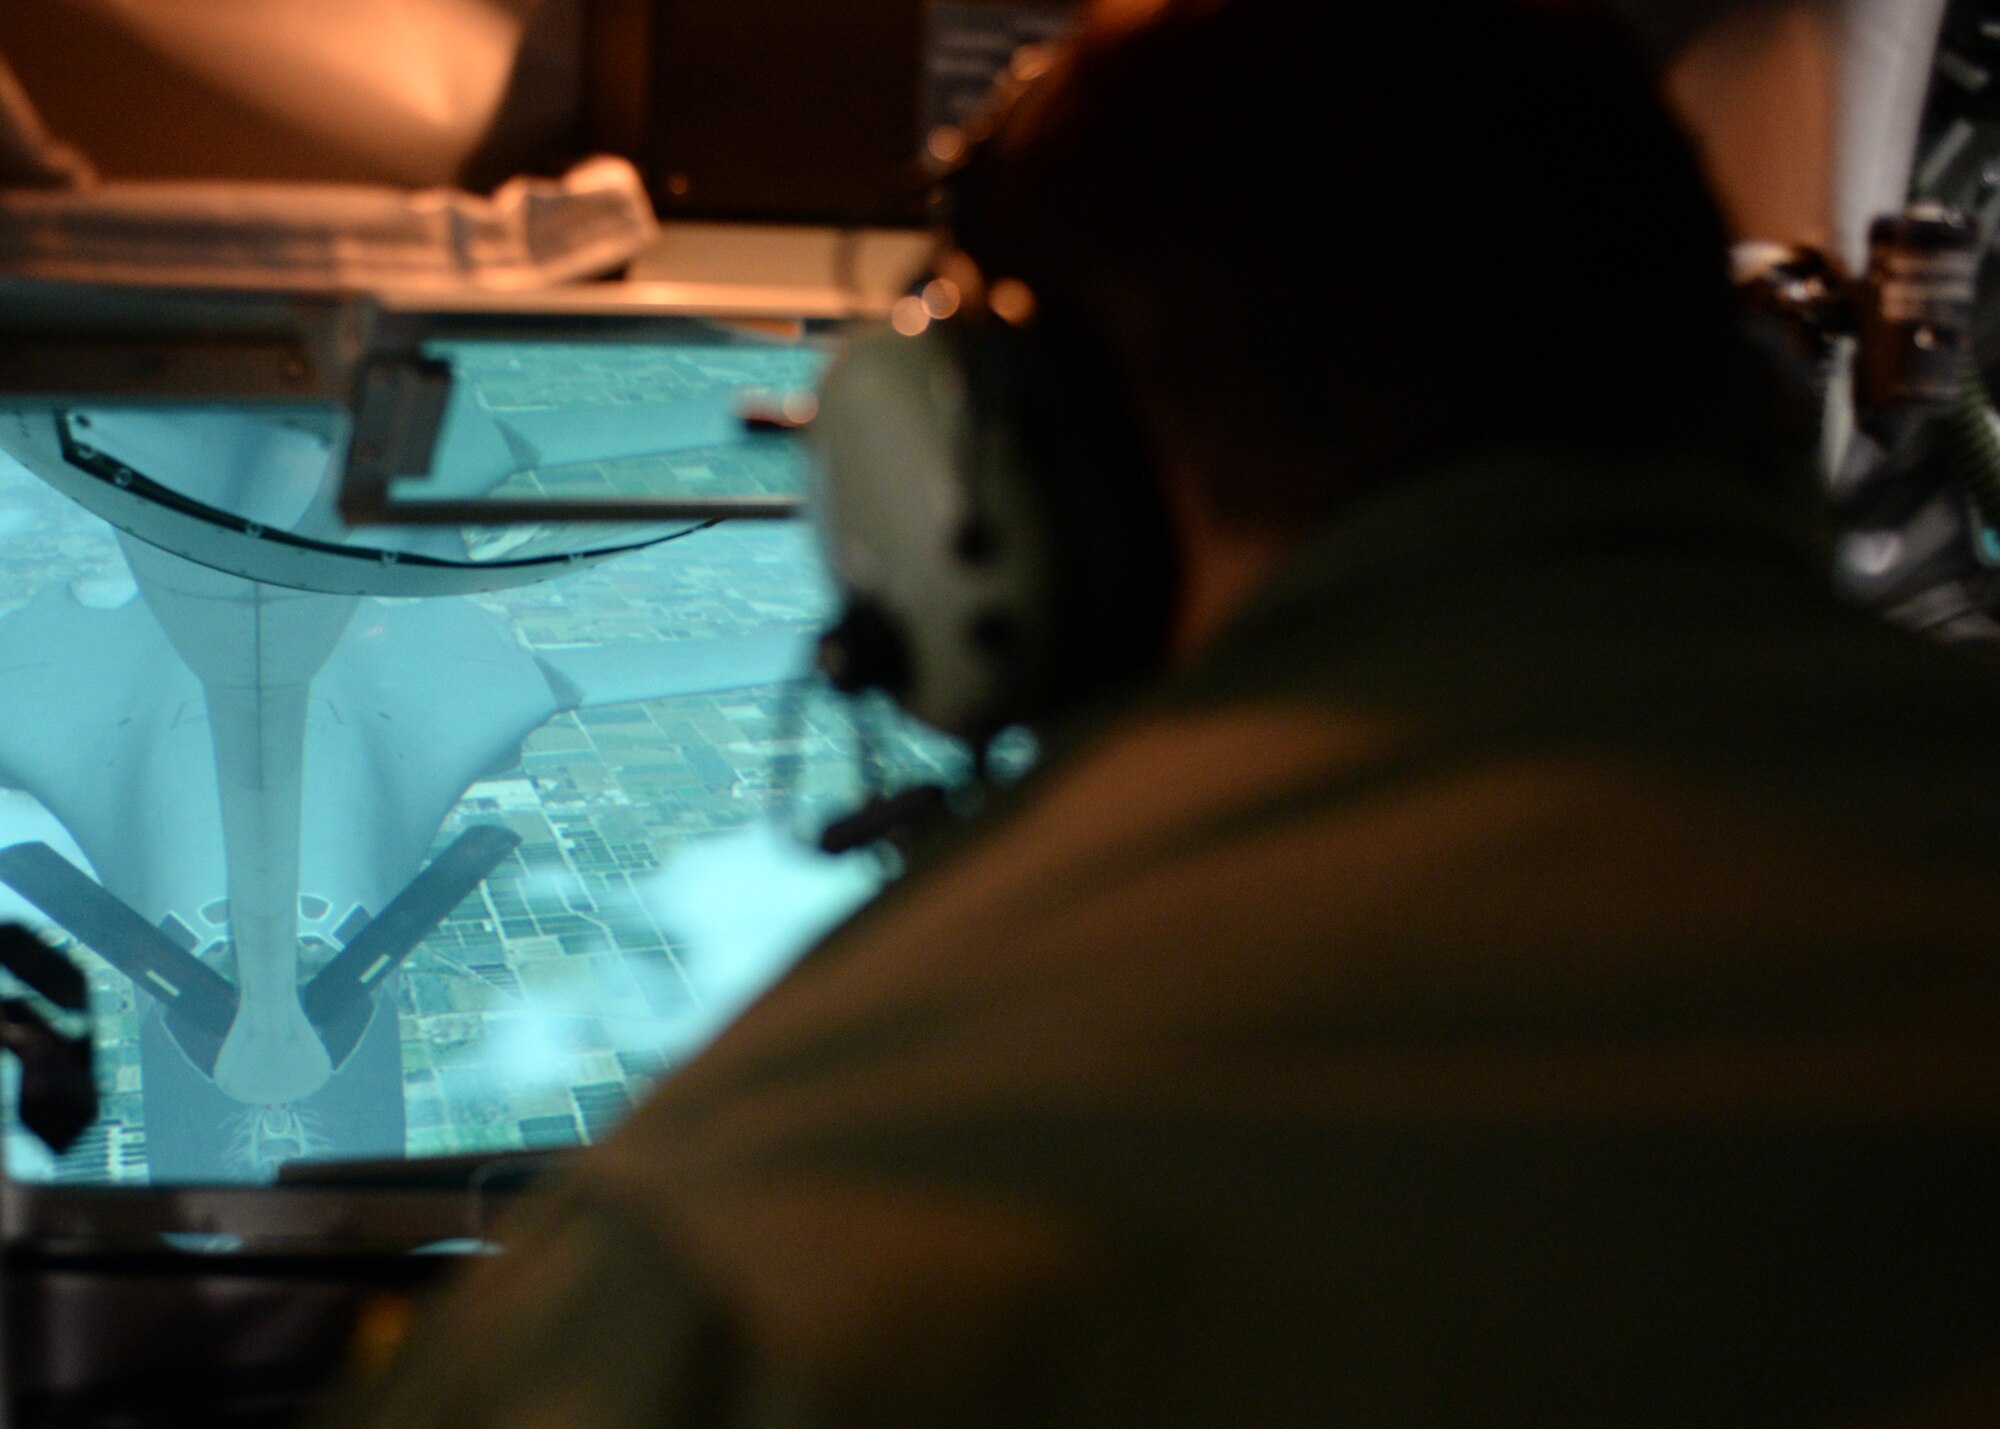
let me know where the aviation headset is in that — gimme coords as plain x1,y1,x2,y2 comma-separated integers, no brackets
809,43,1181,748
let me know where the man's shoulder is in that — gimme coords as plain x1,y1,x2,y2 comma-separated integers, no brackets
587,672,2000,1425
652,632,2000,1107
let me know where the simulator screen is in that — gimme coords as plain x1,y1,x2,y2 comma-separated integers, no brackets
0,331,955,1183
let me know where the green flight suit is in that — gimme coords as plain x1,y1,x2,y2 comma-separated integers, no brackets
328,453,2000,1427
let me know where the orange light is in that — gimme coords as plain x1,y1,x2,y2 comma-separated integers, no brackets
715,318,807,342
989,278,1038,327
890,296,932,337
921,278,962,321
936,249,988,305
927,125,968,165
1010,43,1056,83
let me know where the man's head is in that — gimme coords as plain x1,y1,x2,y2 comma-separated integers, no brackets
811,0,1772,732
960,0,1757,533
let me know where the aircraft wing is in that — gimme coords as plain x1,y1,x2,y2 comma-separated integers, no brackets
301,609,816,921
534,629,814,712
0,586,217,906
0,586,168,795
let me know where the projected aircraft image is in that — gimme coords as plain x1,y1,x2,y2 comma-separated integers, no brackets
0,338,937,1181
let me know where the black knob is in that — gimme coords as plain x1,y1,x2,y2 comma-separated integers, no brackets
818,599,913,697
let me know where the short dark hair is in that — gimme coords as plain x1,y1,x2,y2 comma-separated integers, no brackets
965,0,1760,527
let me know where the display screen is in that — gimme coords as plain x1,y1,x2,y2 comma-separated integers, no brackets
0,340,955,1185
384,332,825,527
924,2,1079,138
50,323,824,558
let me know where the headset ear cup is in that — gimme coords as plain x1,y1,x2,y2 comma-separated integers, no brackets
816,596,912,699
810,324,1060,740
812,309,1179,742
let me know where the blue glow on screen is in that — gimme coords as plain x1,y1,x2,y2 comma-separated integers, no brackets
0,340,954,1185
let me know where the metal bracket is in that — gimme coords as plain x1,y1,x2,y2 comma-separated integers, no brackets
338,354,455,526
